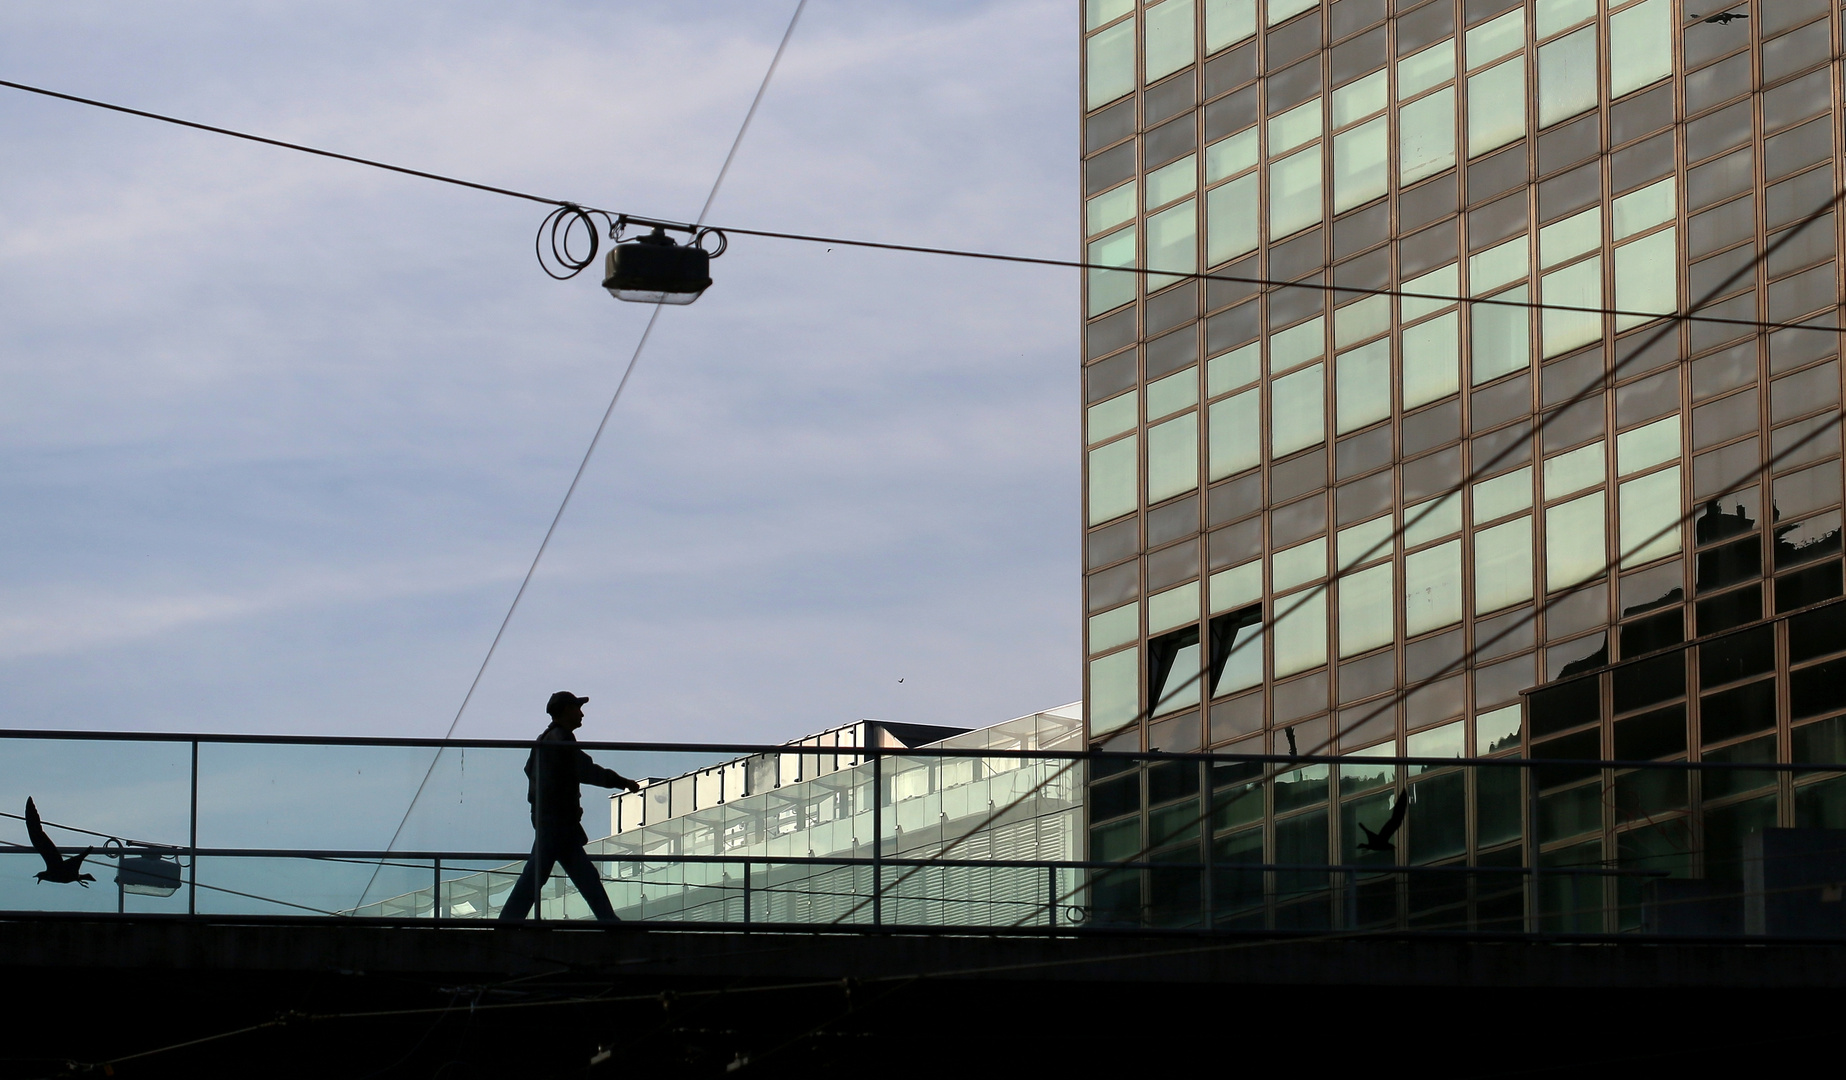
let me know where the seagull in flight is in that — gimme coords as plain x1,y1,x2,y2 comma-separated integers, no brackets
1355,790,1409,853
25,798,95,886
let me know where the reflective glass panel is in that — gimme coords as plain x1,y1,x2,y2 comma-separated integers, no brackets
1402,264,1460,322
1209,342,1260,396
1090,647,1141,735
1335,295,1390,348
1620,465,1683,567
1089,435,1138,524
1270,144,1324,239
1400,86,1457,184
1273,588,1328,677
1466,9,1525,67
1540,207,1602,269
1537,26,1598,128
1545,441,1605,497
1336,338,1392,433
1147,155,1198,209
1211,560,1262,615
1088,225,1138,316
1540,255,1602,357
1475,516,1536,613
1087,20,1137,109
1338,516,1394,569
1468,59,1525,158
1270,316,1325,373
1398,40,1456,100
1271,364,1326,457
1471,236,1528,294
1209,388,1261,479
1207,174,1260,265
1536,0,1595,39
1333,116,1390,212
1609,0,1671,99
1150,581,1203,632
1206,129,1259,183
1086,0,1132,31
1613,178,1675,241
1087,390,1138,445
1205,0,1256,52
1144,0,1197,84
1617,415,1680,476
1268,98,1323,154
1147,199,1199,287
1405,492,1462,547
1402,311,1461,409
1473,466,1534,524
1087,181,1137,236
1332,70,1387,127
1273,537,1329,592
1148,412,1201,502
1147,367,1200,419
1090,604,1138,653
1614,227,1676,330
1546,492,1607,590
1268,0,1315,26
1406,539,1464,635
1339,562,1396,657
1472,286,1531,385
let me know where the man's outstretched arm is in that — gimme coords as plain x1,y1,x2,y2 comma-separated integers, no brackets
575,749,640,792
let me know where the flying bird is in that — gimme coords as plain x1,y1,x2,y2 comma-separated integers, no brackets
1356,790,1409,853
25,798,95,886
1284,726,1298,757
1695,10,1747,23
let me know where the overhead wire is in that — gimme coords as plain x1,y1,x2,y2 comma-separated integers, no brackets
352,0,807,911
0,74,1839,334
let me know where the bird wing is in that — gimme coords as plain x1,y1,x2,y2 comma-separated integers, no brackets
25,798,61,869
1378,791,1410,841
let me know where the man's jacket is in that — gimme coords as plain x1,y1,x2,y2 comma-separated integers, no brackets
526,724,625,841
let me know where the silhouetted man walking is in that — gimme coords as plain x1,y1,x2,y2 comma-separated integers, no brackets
498,691,640,923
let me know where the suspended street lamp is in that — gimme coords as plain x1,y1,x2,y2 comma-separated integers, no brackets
536,207,725,306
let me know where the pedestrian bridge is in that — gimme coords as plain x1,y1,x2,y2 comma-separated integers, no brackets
4,726,1846,939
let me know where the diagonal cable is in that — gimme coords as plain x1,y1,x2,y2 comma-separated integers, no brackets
353,1,806,909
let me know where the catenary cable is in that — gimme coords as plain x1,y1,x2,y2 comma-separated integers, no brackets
351,0,806,911
0,74,1840,334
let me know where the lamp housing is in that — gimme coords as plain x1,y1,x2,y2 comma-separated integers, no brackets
602,229,712,305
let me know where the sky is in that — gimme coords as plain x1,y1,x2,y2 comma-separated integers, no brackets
0,0,1082,746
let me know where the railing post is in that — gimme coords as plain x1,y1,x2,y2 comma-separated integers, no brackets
188,740,199,917
433,856,442,921
1047,864,1057,930
871,753,883,928
742,859,752,929
1526,760,1541,933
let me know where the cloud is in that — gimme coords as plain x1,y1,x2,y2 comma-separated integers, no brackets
0,0,1080,743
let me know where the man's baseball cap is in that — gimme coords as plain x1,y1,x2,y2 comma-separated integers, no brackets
546,691,589,715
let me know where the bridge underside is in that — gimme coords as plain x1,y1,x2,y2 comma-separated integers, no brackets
5,918,1840,1077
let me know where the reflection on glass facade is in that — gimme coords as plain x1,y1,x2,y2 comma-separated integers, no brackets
1079,0,1846,910
360,707,1083,923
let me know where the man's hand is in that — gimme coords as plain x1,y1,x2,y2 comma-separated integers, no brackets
621,777,642,794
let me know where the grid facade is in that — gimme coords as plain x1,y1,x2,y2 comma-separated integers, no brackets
1078,0,1846,898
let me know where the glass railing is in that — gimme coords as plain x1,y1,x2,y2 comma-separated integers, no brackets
5,729,1846,938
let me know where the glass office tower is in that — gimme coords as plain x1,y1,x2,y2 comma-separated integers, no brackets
1079,0,1846,890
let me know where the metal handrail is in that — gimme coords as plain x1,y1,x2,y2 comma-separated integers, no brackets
1,727,1841,771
